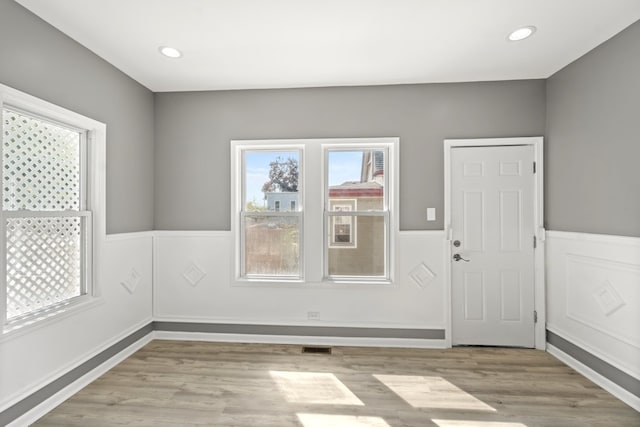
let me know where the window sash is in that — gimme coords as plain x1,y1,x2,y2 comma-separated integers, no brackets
2,106,87,213
241,148,302,212
1,212,92,325
323,147,390,281
323,211,389,280
240,211,303,279
324,147,389,211
239,147,303,280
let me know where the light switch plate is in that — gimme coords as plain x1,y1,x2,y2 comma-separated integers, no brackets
427,208,436,221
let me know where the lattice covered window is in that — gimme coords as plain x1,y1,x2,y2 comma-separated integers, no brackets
2,106,90,323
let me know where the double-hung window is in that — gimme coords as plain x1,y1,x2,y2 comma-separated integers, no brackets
1,84,105,332
232,138,397,284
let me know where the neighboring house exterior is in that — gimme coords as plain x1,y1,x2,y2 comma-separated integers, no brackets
265,191,298,212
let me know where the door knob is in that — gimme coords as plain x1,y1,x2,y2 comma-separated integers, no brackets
453,253,470,262
453,240,461,247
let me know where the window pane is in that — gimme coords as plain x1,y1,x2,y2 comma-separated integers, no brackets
327,215,385,277
327,150,384,207
328,199,356,247
244,215,300,276
2,108,81,211
6,216,83,320
244,151,299,212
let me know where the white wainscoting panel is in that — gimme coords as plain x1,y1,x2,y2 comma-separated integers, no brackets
546,231,640,379
154,230,446,330
0,233,154,413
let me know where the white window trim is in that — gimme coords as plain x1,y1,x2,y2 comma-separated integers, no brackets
231,143,305,282
322,142,395,283
231,137,398,287
0,83,106,335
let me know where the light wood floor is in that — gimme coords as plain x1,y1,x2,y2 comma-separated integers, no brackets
35,340,639,426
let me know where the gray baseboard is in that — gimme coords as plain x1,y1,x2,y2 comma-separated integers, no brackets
154,321,445,339
547,330,640,398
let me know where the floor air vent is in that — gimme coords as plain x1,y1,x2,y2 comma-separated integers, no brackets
302,346,332,354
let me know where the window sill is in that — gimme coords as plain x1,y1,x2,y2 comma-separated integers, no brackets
0,296,104,343
231,278,394,288
231,278,305,288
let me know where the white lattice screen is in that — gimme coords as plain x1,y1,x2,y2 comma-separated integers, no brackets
5,217,82,319
2,107,85,322
2,108,80,211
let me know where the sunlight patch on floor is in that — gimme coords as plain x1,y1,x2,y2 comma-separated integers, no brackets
432,420,528,427
297,413,391,427
373,374,496,412
270,371,364,405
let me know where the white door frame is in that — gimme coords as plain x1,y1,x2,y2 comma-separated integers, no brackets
444,137,545,350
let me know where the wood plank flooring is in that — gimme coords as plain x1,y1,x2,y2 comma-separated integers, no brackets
34,340,639,426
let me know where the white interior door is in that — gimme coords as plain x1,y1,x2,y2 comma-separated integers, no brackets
451,145,535,347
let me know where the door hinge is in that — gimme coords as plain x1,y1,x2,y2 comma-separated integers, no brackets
533,161,537,174
533,235,537,248
534,310,538,323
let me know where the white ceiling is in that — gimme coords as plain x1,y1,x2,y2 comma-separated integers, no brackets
16,0,640,92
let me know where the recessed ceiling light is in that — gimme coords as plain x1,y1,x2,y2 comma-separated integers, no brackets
508,26,536,42
159,46,182,58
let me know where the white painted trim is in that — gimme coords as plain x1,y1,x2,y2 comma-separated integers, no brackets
0,82,107,333
547,344,640,412
7,331,154,427
0,317,152,412
442,236,452,348
0,297,104,343
0,83,105,133
546,325,639,378
105,231,155,241
546,230,640,246
154,331,447,349
152,231,159,319
153,230,232,238
443,137,545,349
230,137,400,285
563,254,640,350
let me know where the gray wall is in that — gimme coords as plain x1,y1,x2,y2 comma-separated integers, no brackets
0,0,154,233
10,0,635,235
154,80,545,230
546,21,640,237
